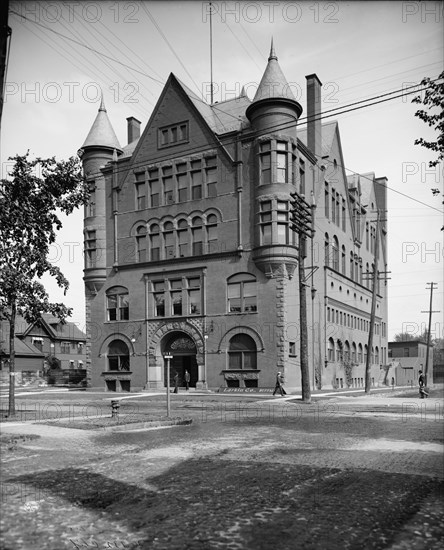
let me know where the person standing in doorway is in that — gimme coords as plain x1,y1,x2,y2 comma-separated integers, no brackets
173,371,179,394
184,370,190,391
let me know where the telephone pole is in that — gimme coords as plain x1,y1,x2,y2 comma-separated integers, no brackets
291,191,314,403
422,282,439,386
364,210,380,394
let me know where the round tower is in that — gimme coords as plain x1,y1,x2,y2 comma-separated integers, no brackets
78,98,122,388
246,40,303,279
78,97,122,295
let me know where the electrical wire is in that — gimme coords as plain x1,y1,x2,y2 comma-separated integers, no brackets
140,3,203,97
8,10,442,215
9,9,164,84
76,79,442,216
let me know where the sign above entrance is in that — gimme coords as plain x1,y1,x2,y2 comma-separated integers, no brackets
167,337,196,353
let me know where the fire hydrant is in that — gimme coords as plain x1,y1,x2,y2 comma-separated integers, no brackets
111,399,120,419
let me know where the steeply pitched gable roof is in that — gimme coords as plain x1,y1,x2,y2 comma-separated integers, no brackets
0,336,45,357
13,315,86,341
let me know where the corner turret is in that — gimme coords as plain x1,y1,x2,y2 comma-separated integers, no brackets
246,39,302,135
248,41,302,279
79,97,121,295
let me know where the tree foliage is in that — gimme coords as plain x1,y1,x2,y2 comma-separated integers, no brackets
393,330,431,342
412,70,444,168
0,152,88,414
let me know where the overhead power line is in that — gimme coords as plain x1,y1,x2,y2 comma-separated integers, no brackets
9,9,164,84
9,9,441,214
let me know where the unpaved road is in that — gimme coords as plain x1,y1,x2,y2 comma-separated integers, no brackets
1,394,443,549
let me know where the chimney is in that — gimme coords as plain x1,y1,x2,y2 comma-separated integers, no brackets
305,74,322,161
126,116,141,144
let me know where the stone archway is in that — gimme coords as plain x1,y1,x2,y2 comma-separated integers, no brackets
147,321,206,389
163,332,199,389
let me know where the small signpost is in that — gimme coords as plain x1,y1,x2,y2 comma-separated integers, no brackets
164,352,173,417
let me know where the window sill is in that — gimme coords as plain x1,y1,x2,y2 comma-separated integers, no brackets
227,311,258,315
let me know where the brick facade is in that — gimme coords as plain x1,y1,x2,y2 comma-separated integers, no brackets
80,46,388,392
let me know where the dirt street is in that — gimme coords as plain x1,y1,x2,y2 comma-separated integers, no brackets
1,390,443,549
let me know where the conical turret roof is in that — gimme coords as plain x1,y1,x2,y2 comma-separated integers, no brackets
81,96,122,151
251,39,297,103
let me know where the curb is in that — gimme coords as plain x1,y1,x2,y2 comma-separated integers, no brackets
106,418,192,432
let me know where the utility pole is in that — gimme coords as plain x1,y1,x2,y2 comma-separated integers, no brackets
291,191,314,403
422,282,439,386
0,0,11,131
364,210,380,394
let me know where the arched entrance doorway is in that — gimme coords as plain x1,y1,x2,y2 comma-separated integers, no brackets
163,332,198,388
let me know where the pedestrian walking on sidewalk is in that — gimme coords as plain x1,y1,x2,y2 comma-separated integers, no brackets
418,370,428,398
184,370,190,390
273,371,286,396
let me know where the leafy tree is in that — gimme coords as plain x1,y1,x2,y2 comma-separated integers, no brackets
412,70,444,168
0,153,88,415
393,330,430,342
393,332,417,342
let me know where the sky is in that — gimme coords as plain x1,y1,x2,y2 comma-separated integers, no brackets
2,0,443,340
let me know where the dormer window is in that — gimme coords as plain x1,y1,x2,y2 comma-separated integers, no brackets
158,121,189,148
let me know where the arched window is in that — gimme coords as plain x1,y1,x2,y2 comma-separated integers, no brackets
350,251,354,280
228,334,257,369
149,224,160,261
332,236,339,271
375,346,379,365
344,341,350,361
371,346,375,364
135,226,147,262
177,219,188,257
328,338,335,361
336,339,343,362
351,342,357,363
107,340,130,371
341,245,346,274
207,214,218,253
227,273,257,313
364,345,368,364
324,233,330,267
358,343,363,363
191,217,203,255
106,287,129,321
163,221,174,259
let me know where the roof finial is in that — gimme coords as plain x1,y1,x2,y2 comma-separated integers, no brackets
99,93,106,112
268,37,277,61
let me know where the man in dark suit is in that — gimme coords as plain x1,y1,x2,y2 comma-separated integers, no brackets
273,371,286,396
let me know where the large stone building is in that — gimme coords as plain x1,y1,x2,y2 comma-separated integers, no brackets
79,44,389,392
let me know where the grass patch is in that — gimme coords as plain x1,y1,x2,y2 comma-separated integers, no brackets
0,433,40,450
39,414,189,430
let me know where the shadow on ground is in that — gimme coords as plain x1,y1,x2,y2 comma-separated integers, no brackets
3,458,443,550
